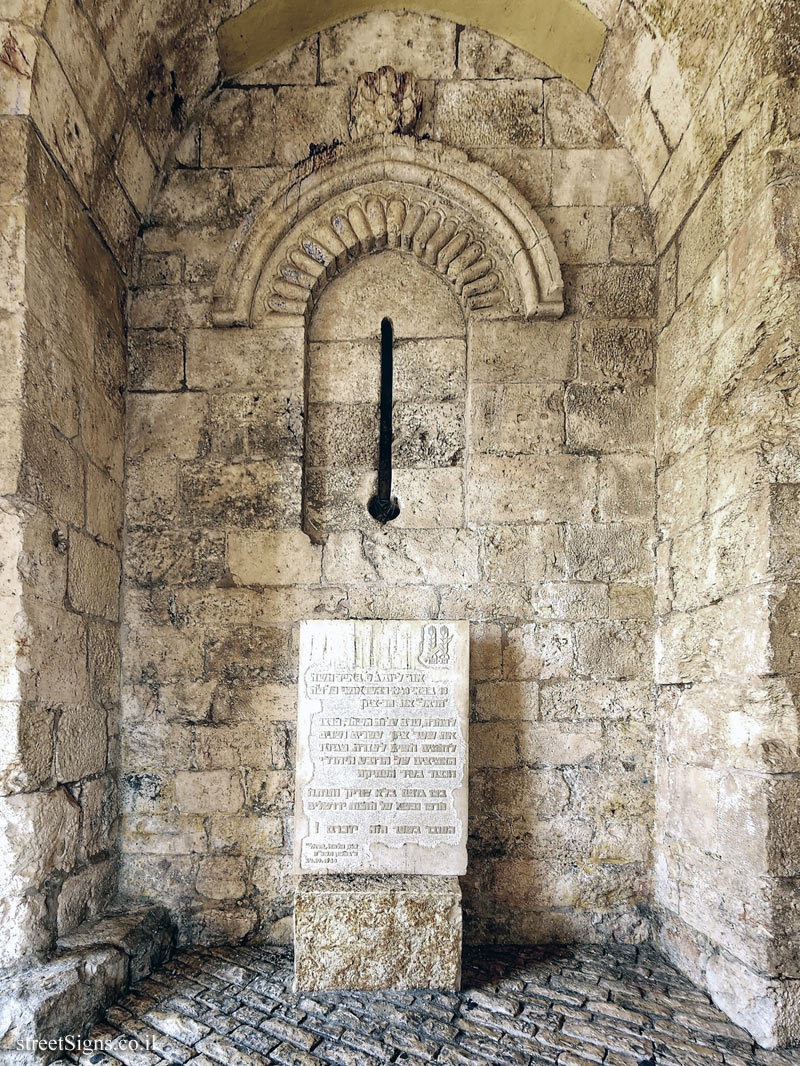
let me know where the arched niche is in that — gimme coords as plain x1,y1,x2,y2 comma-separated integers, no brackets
212,137,565,328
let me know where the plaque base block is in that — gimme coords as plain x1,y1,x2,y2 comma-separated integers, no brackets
294,874,462,991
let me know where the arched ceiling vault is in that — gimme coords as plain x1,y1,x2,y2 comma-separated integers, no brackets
217,0,607,91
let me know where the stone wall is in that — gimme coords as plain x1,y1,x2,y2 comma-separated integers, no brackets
121,14,658,948
0,43,128,962
591,0,800,1046
2,0,799,1048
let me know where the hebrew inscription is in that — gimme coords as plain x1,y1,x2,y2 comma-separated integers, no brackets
294,620,469,875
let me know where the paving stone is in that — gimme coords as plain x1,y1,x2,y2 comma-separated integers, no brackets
58,944,800,1066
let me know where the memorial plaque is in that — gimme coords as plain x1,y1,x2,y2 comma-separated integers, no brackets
294,620,469,875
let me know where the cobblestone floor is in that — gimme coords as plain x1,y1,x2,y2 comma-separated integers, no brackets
65,943,800,1066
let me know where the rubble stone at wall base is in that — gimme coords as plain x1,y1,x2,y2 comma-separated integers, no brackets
294,875,462,991
0,905,175,1065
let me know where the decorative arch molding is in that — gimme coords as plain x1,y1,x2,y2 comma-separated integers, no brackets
212,137,564,327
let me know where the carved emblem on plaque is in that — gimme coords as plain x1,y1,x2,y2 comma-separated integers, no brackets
349,66,423,139
418,623,454,667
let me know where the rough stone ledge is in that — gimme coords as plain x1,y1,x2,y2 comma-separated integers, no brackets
0,905,176,1066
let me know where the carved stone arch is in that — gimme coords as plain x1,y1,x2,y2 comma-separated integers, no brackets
212,137,564,327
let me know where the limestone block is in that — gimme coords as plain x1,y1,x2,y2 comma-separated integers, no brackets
505,623,574,680
79,775,117,859
22,599,89,706
546,81,615,149
323,528,480,586
19,416,84,526
467,146,552,206
194,719,290,770
67,531,120,621
347,585,439,620
436,80,543,147
770,484,800,581
86,464,122,548
611,207,656,263
122,624,203,682
56,904,175,982
457,26,554,79
598,455,655,522
201,89,276,168
208,813,283,853
56,704,107,782
529,580,609,620
539,206,612,264
565,383,654,453
539,680,651,723
122,814,205,856
175,770,244,815
468,319,576,383
208,391,303,461
80,385,123,484
114,121,157,217
704,951,800,1050
124,529,225,587
128,329,184,391
294,875,461,991
391,468,465,529
480,524,565,582
552,149,643,206
309,337,466,404
518,721,602,768
610,583,653,619
658,444,708,538
469,621,502,681
55,857,117,936
16,507,67,606
196,855,247,900
228,530,322,586
575,620,651,680
468,455,596,523
274,86,349,166
656,588,772,685
0,786,79,895
565,522,653,581
470,383,564,453
180,459,301,529
564,266,656,318
473,680,539,721
321,12,456,80
127,392,206,461
204,624,294,683
578,321,653,383
0,701,53,794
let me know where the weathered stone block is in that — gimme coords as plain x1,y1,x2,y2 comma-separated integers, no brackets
56,704,107,782
174,770,244,815
67,531,120,621
436,79,543,147
274,86,349,165
321,12,456,80
294,875,461,990
202,88,276,168
470,383,564,453
566,383,654,454
468,319,576,383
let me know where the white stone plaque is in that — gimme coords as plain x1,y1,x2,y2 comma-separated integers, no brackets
294,620,469,875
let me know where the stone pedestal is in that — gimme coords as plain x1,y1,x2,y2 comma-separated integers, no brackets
292,620,469,991
294,874,462,991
